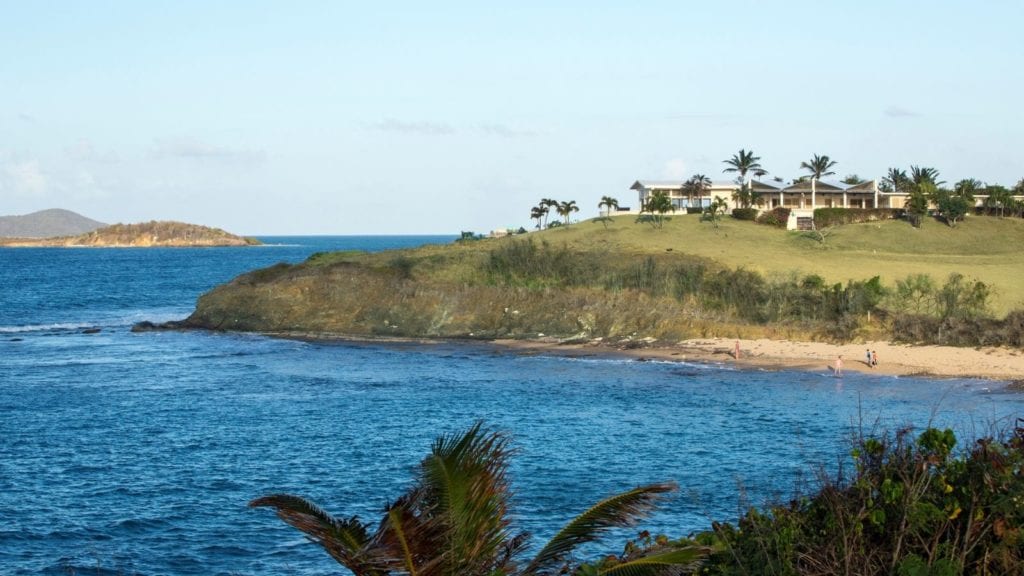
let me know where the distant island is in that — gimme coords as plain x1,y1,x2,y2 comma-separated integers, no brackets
0,219,260,247
0,208,107,238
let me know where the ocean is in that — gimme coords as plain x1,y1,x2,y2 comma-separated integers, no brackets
2,236,1021,575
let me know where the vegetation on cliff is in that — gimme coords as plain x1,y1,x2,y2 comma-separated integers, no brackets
186,215,1024,347
0,220,260,247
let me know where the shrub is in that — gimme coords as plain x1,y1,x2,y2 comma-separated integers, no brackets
756,207,790,228
814,208,899,227
731,208,759,221
700,425,1024,575
685,207,704,215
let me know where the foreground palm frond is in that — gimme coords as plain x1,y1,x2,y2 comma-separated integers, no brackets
249,494,383,573
588,547,708,576
251,423,702,575
523,483,678,574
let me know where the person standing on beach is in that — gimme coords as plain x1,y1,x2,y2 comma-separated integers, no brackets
871,350,878,367
734,340,741,360
835,355,843,376
866,349,872,367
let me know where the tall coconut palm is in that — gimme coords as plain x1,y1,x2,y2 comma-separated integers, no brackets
800,154,838,180
540,198,559,229
883,167,909,193
722,149,763,184
251,423,704,575
557,200,579,227
530,205,547,230
683,174,712,210
598,195,619,217
910,165,942,186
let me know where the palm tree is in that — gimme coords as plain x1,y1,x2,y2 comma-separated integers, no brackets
251,423,704,575
722,149,764,184
643,190,675,228
682,174,712,211
701,196,729,229
530,205,547,230
557,200,579,227
910,165,942,186
954,178,982,202
800,154,838,180
882,167,909,193
539,198,559,229
598,195,619,217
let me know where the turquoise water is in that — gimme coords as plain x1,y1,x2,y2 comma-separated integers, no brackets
1,236,1021,575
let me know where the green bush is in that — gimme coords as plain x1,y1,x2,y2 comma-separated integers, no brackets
686,207,704,215
731,208,759,221
813,208,898,227
699,425,1024,575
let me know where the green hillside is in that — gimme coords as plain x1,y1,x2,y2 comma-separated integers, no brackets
531,214,1024,314
183,213,1024,346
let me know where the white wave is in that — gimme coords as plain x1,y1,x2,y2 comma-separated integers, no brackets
0,322,97,333
0,307,190,334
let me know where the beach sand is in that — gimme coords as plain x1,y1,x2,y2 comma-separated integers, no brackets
493,337,1024,383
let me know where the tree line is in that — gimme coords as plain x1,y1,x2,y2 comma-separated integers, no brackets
528,149,1024,231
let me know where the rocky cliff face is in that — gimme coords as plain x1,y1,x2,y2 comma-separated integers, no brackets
182,250,695,342
0,221,260,247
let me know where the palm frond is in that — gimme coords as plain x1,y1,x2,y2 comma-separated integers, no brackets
596,547,708,576
523,483,677,574
420,422,520,575
249,494,376,570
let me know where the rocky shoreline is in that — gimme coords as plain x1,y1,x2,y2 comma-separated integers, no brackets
131,319,1024,383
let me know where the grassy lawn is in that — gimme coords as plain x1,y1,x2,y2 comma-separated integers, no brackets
529,214,1024,314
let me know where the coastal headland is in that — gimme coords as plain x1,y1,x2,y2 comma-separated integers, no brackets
166,214,1024,381
0,220,260,247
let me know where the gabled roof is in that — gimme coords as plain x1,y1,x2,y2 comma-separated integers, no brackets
782,179,877,193
631,180,682,191
631,179,741,191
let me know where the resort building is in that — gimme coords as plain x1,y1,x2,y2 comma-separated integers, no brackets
630,178,906,230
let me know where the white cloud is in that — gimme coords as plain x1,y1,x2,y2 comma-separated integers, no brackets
0,154,47,196
370,118,456,135
151,137,267,162
662,158,687,180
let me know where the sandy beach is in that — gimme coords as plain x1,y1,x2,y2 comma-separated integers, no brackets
493,337,1024,383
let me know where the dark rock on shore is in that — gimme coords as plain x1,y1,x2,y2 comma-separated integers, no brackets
131,320,193,332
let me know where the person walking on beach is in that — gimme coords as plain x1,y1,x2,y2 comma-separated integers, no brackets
866,349,872,367
871,350,878,367
834,355,843,377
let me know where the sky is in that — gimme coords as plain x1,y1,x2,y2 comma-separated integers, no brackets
2,1,1022,234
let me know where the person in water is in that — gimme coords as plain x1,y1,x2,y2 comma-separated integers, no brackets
835,355,843,376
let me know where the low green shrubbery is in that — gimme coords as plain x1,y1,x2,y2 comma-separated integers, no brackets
481,240,1024,345
696,424,1024,575
731,208,759,221
814,208,900,227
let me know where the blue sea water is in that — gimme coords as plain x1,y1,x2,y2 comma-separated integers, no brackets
1,236,1022,575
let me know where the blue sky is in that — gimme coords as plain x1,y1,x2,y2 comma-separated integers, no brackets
2,1,1021,234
